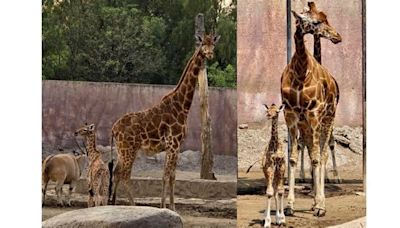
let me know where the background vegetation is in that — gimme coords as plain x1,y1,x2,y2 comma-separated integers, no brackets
42,0,236,88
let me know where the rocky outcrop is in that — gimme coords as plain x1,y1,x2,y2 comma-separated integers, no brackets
42,206,183,228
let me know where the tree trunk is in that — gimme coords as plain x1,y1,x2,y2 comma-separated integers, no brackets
195,13,216,180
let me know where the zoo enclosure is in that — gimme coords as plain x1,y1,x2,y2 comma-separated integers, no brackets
42,80,237,156
237,0,364,126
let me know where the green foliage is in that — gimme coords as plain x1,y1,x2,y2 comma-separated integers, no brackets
208,62,236,88
42,0,236,87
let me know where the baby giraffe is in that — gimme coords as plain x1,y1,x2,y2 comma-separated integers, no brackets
75,123,110,207
262,103,286,228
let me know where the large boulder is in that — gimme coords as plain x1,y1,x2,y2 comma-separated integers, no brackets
42,206,183,228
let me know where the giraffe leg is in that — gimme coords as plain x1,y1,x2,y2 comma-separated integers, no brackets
274,191,280,226
299,140,306,183
161,142,179,210
110,160,124,205
110,147,136,205
102,171,110,206
305,122,324,216
284,126,298,216
168,152,178,211
278,191,286,226
313,121,333,217
329,132,342,183
276,160,286,225
264,195,272,228
119,156,136,206
88,188,94,207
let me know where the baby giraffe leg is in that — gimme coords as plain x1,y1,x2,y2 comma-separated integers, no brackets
264,170,274,228
274,191,281,226
264,195,272,228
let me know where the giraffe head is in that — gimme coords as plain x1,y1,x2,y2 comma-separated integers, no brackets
263,103,285,120
74,123,95,136
195,33,221,60
292,2,342,44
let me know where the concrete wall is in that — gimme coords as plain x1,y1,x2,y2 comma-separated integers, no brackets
237,0,363,126
42,80,237,156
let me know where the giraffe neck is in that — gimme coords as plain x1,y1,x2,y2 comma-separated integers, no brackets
166,47,206,113
85,133,100,162
292,27,310,78
268,117,279,152
314,34,322,64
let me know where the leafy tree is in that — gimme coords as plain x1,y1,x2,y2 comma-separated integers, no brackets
42,0,236,87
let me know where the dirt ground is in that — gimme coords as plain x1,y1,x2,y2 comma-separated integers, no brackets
238,172,365,228
42,188,236,228
237,193,365,228
238,124,366,227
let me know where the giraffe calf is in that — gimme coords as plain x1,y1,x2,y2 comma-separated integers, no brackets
75,123,110,207
261,104,286,228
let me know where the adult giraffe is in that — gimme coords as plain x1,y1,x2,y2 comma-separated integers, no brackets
281,2,341,217
109,33,220,210
298,2,341,184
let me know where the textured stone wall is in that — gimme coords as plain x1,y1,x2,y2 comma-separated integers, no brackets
238,0,363,126
42,80,237,156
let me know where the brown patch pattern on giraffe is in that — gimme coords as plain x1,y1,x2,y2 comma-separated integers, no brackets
297,2,342,184
75,123,110,207
261,104,286,228
280,2,341,217
109,34,220,210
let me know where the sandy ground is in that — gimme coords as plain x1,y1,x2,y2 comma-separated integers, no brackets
238,171,365,228
237,193,365,228
238,123,365,228
42,185,237,228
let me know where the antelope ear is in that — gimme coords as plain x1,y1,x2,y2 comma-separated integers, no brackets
88,124,95,131
195,34,203,43
278,104,285,112
73,150,79,156
263,104,269,110
213,35,221,44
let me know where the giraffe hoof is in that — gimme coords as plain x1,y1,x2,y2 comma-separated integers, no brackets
313,208,326,217
284,207,295,216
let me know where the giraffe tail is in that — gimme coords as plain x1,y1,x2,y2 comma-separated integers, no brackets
108,133,114,200
246,159,261,173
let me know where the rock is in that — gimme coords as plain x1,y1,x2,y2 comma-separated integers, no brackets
349,141,363,155
238,124,248,129
42,206,183,228
335,135,351,147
